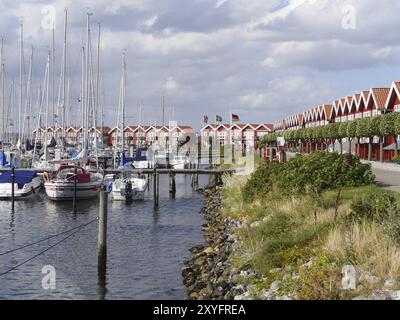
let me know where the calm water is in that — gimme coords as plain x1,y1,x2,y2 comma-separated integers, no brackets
0,175,208,300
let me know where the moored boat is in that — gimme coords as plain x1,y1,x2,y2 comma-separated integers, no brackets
110,171,147,201
0,170,43,200
44,165,103,201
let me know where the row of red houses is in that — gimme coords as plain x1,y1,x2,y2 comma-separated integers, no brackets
200,124,273,150
33,125,195,147
273,81,400,161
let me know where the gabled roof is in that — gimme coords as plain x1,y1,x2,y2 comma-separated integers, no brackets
255,124,273,131
352,93,361,112
344,96,353,114
385,82,400,110
200,124,219,132
322,104,333,120
369,88,390,110
125,125,139,133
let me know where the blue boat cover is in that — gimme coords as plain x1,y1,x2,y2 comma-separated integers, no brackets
134,148,148,161
0,151,7,167
0,170,38,188
120,152,127,167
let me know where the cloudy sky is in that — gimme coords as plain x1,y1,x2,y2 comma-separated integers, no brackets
1,0,400,130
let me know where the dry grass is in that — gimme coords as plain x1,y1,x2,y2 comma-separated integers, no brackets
325,222,400,280
222,173,250,218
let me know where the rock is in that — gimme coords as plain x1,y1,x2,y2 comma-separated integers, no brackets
276,295,293,300
262,290,275,300
230,285,245,297
250,221,261,228
341,265,358,290
386,290,400,300
234,291,250,300
368,290,389,300
269,268,283,274
352,295,369,300
270,280,282,293
189,291,199,299
364,274,382,286
246,284,257,294
182,266,194,278
384,279,398,288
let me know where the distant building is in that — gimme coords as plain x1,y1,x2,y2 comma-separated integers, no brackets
200,123,273,151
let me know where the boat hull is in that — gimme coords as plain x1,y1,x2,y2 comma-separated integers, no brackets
45,181,103,201
0,177,43,200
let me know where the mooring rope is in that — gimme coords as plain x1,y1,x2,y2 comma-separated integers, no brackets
0,217,98,278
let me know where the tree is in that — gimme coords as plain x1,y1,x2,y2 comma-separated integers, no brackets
338,122,349,154
379,113,397,161
327,123,340,153
367,116,382,161
347,120,358,155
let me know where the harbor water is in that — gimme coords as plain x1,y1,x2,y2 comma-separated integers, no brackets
0,174,208,299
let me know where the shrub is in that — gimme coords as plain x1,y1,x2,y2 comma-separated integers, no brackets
252,212,320,271
347,193,399,224
243,152,375,202
282,255,342,300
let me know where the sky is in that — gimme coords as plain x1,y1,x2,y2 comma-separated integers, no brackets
1,0,400,130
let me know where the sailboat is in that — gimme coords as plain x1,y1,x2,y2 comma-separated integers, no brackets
44,12,104,201
110,52,147,201
0,169,42,199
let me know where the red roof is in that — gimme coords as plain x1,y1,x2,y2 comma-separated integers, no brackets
370,88,390,109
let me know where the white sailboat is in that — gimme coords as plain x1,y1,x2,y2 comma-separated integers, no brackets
110,51,147,201
44,12,104,201
0,169,42,200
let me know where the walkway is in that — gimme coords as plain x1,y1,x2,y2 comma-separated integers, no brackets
362,161,400,192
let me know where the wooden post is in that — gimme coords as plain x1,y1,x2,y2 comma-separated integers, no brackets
98,191,108,283
97,190,107,299
11,166,15,211
156,170,160,206
73,166,77,213
169,172,176,198
208,136,213,168
153,169,157,208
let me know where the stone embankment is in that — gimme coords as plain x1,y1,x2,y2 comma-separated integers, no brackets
182,186,400,300
182,186,246,300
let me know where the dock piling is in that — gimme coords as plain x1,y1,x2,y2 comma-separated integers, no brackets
73,166,77,213
98,191,108,272
169,172,176,198
153,169,159,208
11,166,15,211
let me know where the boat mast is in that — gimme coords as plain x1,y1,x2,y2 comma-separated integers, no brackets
22,46,33,146
61,9,68,153
0,37,3,143
84,13,92,151
80,45,85,148
96,23,101,146
51,23,55,128
18,18,24,146
119,51,126,154
94,23,101,167
44,52,50,161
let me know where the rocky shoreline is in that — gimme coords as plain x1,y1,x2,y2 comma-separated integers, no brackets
182,186,245,300
182,185,400,301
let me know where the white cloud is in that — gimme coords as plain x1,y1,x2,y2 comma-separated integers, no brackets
163,76,179,91
143,15,158,27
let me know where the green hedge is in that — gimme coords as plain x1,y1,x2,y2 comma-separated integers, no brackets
259,112,400,145
243,152,375,203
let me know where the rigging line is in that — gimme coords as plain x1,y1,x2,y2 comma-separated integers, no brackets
0,217,98,278
0,217,98,257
